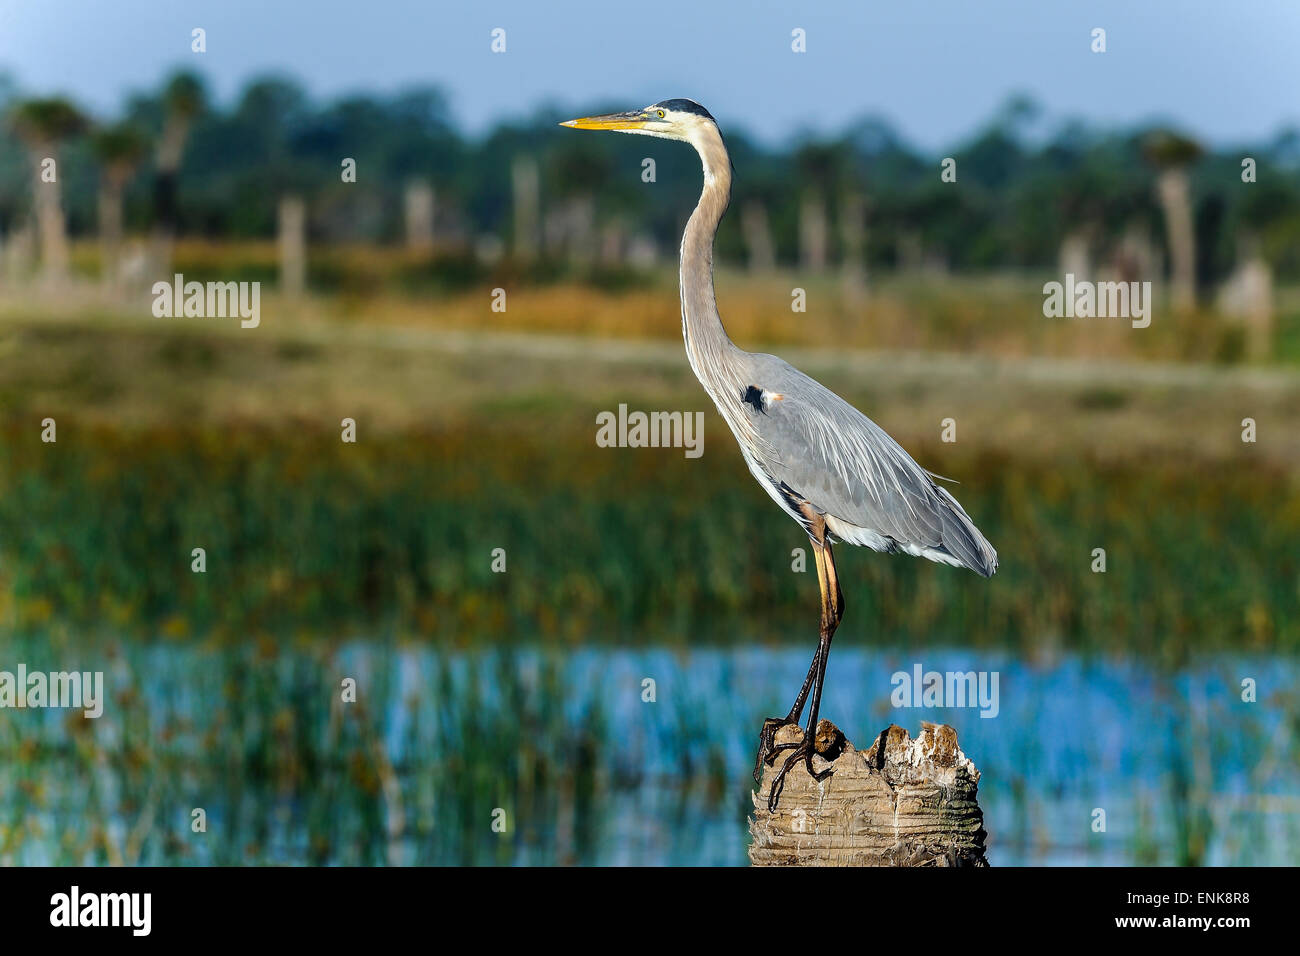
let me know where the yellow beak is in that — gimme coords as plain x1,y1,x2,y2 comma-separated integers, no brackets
559,110,648,131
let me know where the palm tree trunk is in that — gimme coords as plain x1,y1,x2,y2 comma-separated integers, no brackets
98,177,125,291
839,192,867,303
511,157,540,261
278,195,306,299
150,118,190,273
1058,229,1092,280
3,220,36,284
404,182,435,253
799,193,828,272
1156,168,1196,310
31,152,69,282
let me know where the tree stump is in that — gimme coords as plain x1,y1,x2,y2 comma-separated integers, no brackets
749,720,988,866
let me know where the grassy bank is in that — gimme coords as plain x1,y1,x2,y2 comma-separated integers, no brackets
1,293,1297,655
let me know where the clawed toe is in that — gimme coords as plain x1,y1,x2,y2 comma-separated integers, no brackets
764,737,836,812
753,716,797,783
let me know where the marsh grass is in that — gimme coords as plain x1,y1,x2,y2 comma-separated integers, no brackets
0,420,1295,655
2,637,1295,865
0,636,620,865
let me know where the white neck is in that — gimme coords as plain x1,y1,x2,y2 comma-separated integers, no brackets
677,123,763,452
679,124,738,383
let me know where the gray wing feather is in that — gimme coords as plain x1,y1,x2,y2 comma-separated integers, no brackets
739,352,997,576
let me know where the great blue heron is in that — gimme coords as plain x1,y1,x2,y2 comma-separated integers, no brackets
561,99,997,811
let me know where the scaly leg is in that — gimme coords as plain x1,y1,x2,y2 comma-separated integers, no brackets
752,639,822,783
765,539,844,812
753,539,834,781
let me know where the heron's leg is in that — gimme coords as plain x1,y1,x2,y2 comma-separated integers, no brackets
766,541,842,812
806,539,843,742
825,535,845,628
785,543,835,719
752,653,819,783
752,541,833,783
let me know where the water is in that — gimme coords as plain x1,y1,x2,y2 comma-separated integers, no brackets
1,640,1296,865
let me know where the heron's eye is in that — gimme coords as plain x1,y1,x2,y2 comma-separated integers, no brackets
656,110,665,119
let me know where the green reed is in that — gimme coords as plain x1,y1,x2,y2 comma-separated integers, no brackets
0,419,1295,656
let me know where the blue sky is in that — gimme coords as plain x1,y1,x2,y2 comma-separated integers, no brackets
1,0,1297,149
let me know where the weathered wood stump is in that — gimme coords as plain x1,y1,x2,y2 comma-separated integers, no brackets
749,720,988,866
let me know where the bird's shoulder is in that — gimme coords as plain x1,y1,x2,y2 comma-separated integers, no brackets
739,351,812,387
735,351,867,432
734,351,943,523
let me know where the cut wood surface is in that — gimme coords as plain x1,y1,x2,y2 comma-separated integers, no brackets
750,720,988,866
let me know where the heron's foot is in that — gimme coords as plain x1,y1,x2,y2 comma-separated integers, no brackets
765,733,835,813
753,715,801,784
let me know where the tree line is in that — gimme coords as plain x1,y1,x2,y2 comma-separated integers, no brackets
2,71,1299,288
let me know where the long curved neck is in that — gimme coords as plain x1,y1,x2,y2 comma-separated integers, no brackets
679,125,738,388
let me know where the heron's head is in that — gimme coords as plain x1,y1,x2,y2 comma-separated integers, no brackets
560,98,718,144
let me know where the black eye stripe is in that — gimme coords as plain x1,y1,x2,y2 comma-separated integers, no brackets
650,98,715,121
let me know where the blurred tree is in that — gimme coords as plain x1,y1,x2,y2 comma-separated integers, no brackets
1144,129,1203,309
1,72,1298,286
1239,168,1300,276
545,137,614,261
153,71,206,265
9,96,86,281
794,142,852,271
90,122,148,288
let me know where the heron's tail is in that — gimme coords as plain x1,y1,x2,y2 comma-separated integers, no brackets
933,485,999,578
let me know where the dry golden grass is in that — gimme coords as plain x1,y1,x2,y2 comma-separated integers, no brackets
375,272,1294,367
58,238,1300,363
2,287,1299,471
